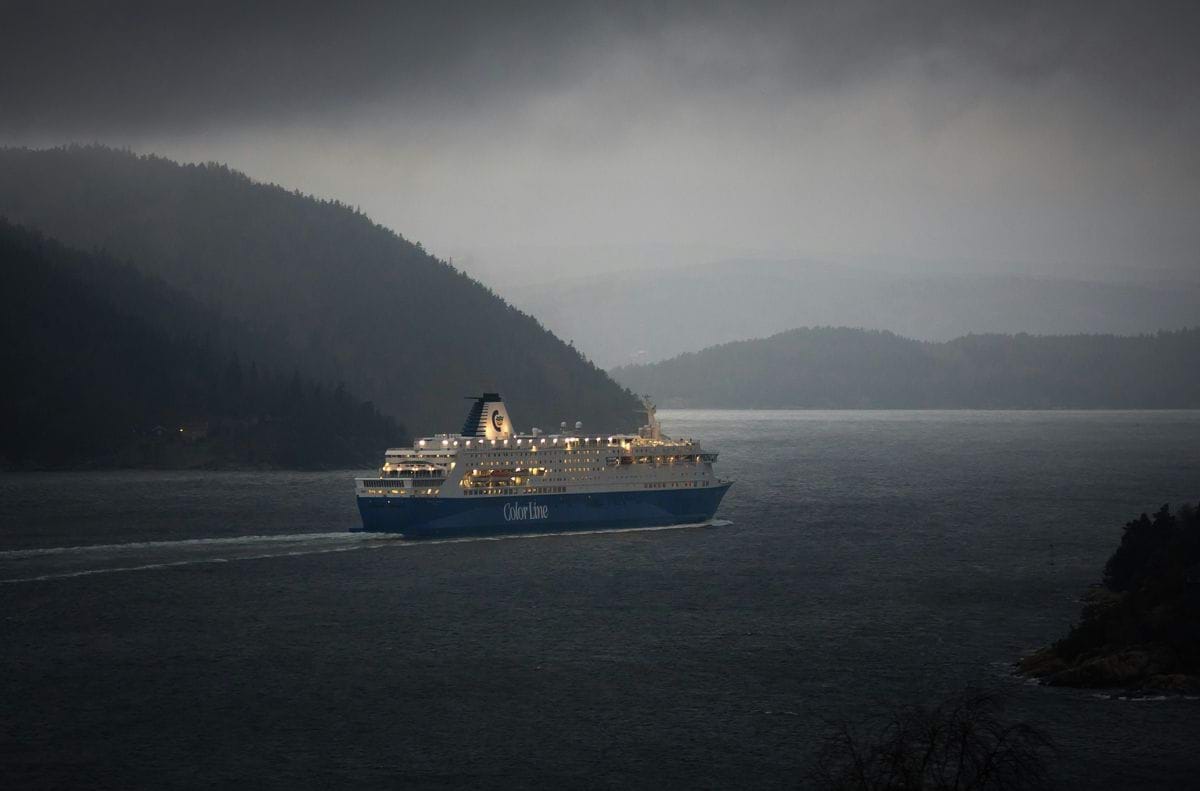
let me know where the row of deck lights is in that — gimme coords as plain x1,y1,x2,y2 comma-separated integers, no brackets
418,436,623,449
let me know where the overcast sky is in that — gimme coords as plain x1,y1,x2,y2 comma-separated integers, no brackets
2,1,1198,281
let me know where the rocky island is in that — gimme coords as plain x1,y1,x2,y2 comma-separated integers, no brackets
1020,503,1200,693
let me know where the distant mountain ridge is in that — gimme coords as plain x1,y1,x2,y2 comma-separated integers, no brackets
505,260,1200,368
0,220,403,468
611,326,1200,409
0,145,640,434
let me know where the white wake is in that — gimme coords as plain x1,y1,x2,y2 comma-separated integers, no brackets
2,520,729,584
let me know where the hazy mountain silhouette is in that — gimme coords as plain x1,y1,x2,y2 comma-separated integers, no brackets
611,326,1200,409
0,220,403,468
0,145,640,434
508,260,1200,368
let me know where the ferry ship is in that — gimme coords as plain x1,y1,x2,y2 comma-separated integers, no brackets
354,393,732,537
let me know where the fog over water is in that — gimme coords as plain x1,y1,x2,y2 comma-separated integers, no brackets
3,1,1198,284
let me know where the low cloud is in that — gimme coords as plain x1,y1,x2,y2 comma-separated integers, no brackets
3,1,1197,276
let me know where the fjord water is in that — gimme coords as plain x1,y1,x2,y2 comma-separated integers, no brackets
2,410,1199,789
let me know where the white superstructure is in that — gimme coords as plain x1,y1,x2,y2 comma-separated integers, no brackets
356,394,722,500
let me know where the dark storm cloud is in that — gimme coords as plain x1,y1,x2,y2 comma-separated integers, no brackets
3,1,1198,277
2,1,1197,136
0,0,637,135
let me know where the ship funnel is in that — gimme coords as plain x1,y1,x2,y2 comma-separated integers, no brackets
638,396,664,441
461,393,513,440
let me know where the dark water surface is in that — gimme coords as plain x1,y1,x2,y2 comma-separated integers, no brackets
3,410,1199,788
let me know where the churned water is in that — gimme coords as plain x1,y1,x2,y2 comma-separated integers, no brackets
2,410,1199,789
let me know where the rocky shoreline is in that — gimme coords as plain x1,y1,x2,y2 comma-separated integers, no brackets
1018,644,1200,695
1016,504,1200,695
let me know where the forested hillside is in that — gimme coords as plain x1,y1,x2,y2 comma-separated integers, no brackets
611,326,1200,408
1020,503,1200,692
506,260,1200,368
0,145,640,434
0,220,403,469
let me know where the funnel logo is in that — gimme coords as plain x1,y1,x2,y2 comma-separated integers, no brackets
491,410,505,432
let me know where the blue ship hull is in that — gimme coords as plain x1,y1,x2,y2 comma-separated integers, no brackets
354,483,732,538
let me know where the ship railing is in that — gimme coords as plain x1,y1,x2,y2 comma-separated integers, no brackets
360,477,446,489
